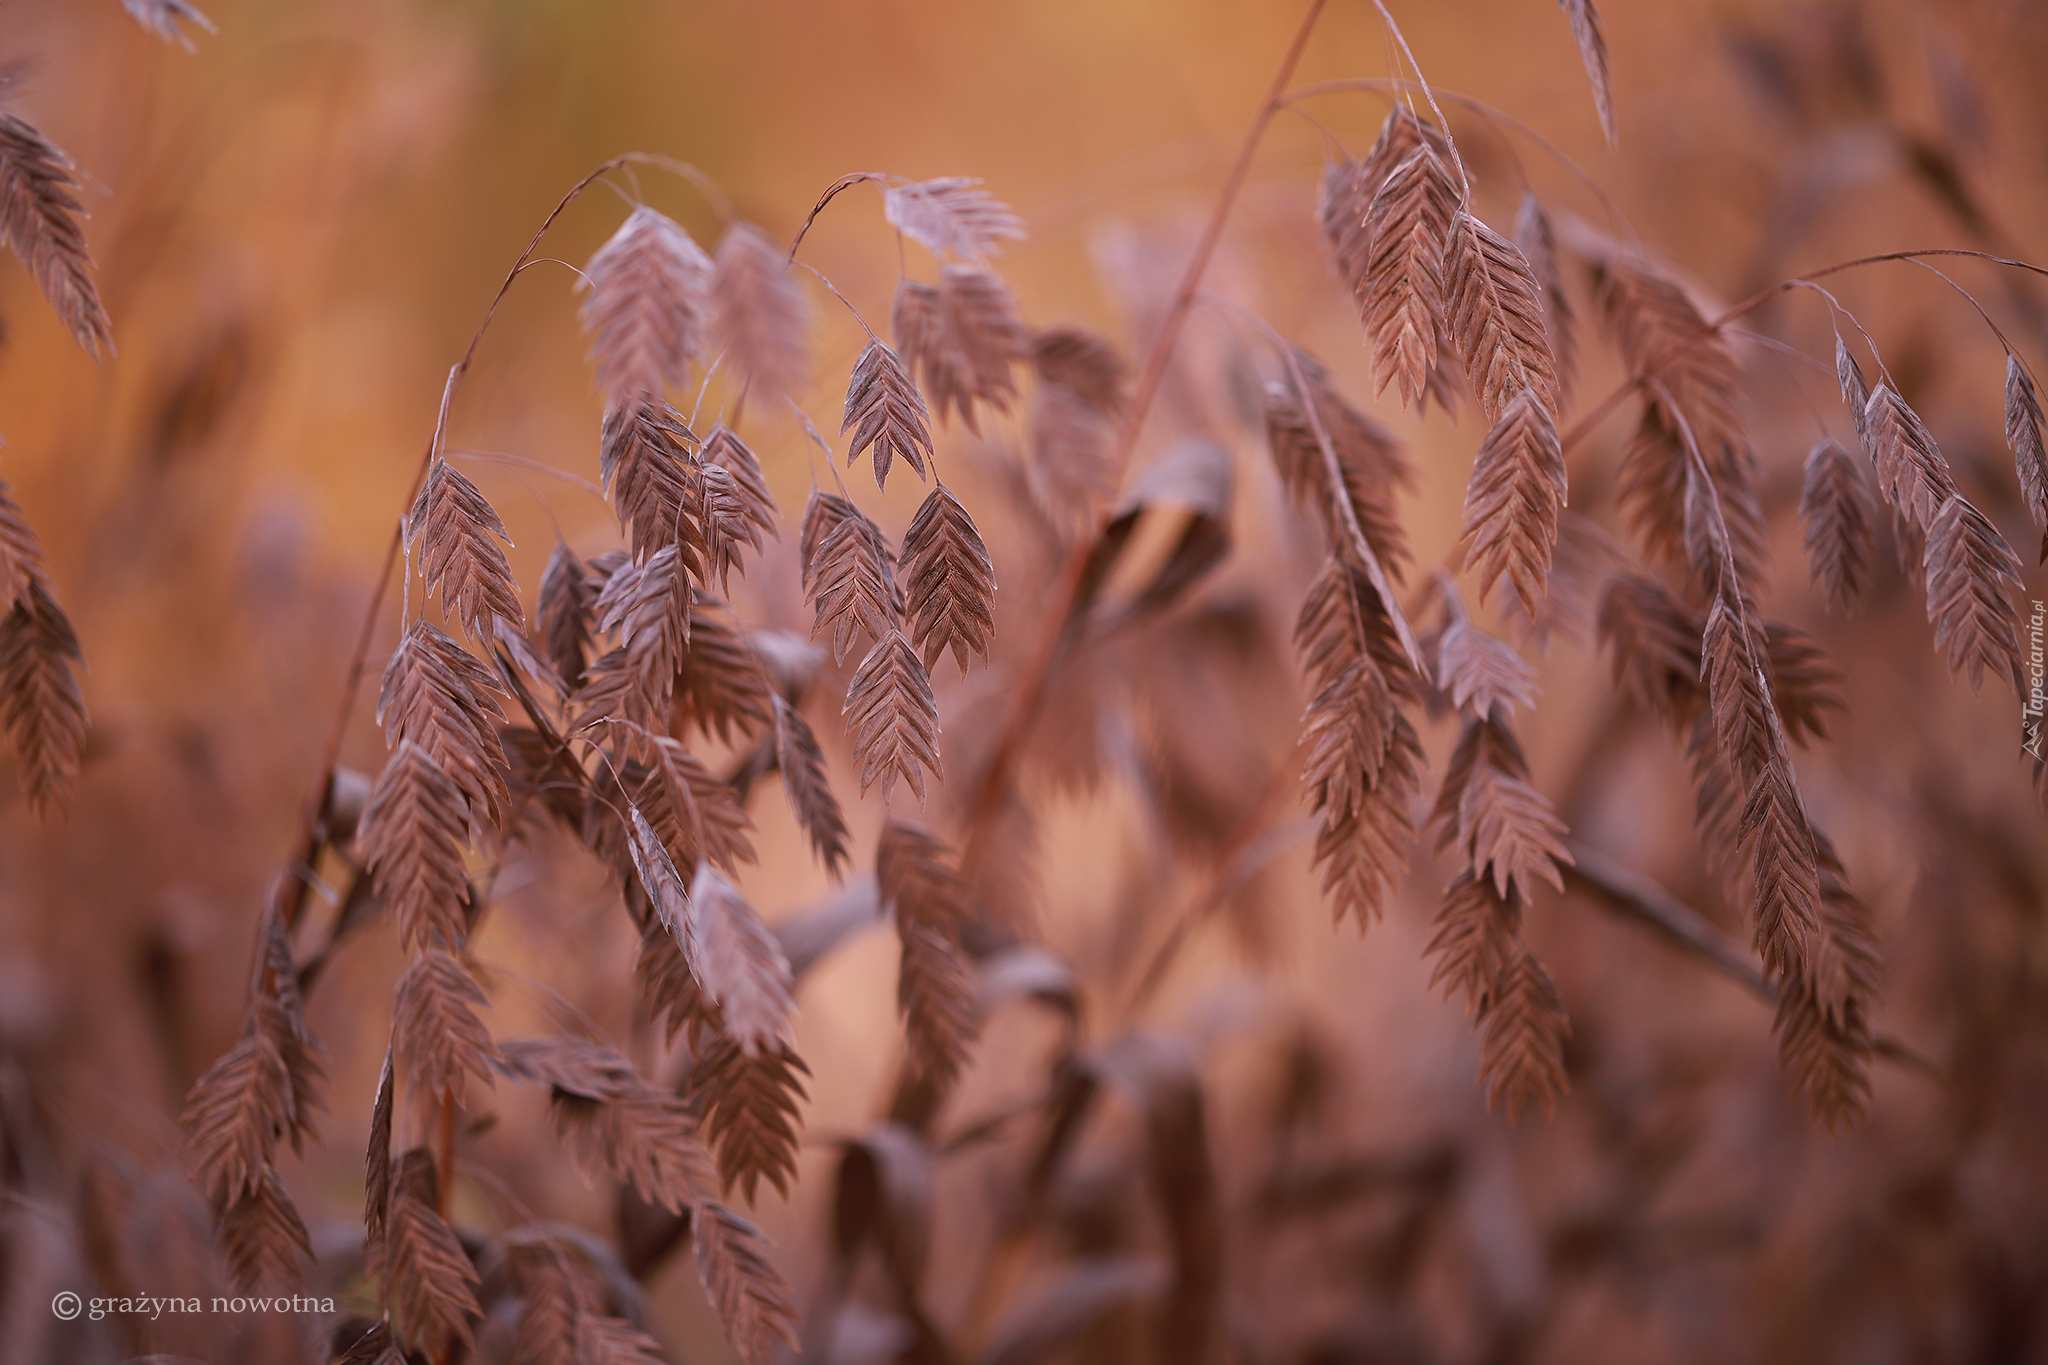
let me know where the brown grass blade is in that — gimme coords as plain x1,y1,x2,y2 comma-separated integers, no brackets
842,339,935,490
0,112,113,356
580,205,713,408
900,484,996,677
884,176,1025,260
713,221,809,399
365,1047,393,1253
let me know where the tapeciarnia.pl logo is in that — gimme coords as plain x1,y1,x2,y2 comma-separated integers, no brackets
2024,599,2045,761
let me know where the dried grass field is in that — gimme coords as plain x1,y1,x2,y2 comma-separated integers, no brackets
1,1,2045,1362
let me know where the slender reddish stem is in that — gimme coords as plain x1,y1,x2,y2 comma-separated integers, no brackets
957,0,1330,878
276,156,641,933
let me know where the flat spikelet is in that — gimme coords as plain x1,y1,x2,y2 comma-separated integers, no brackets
884,176,1025,260
878,821,979,1087
1798,437,1875,611
1361,140,1460,408
844,630,942,804
1923,493,2024,693
406,459,522,642
899,484,996,676
580,205,713,408
0,110,112,355
842,339,934,490
712,221,809,398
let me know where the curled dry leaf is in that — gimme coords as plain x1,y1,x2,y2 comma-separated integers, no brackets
0,111,113,356
884,176,1025,260
842,339,934,490
899,484,996,676
580,205,714,409
712,221,809,399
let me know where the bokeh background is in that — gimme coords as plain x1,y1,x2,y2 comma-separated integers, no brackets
2,0,2047,1361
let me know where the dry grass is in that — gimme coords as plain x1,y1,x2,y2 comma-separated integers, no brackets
2,2,2047,1364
